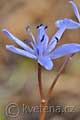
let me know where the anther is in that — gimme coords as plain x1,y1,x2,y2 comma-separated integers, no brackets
45,26,48,29
36,24,43,29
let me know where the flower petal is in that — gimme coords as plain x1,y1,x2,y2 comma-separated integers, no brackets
35,43,44,57
55,18,80,29
69,1,80,22
36,24,49,55
6,45,37,60
2,29,34,53
38,56,53,70
36,25,49,44
49,43,80,59
48,26,66,52
41,34,49,49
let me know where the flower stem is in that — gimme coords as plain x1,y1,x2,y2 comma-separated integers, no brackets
39,99,47,120
46,54,73,101
38,64,46,120
39,54,73,120
38,63,43,100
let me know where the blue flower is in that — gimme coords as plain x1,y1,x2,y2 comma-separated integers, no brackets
2,25,80,70
55,1,80,29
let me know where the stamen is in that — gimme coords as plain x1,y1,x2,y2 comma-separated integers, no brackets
26,25,30,31
45,26,48,29
26,26,36,43
39,24,43,27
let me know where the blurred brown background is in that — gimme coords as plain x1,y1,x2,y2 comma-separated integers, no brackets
0,0,80,119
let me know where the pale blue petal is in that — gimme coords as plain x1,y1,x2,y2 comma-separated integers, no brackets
49,43,80,59
35,43,44,56
35,41,48,57
38,56,53,70
6,45,37,60
47,40,57,53
69,1,80,22
37,25,45,42
3,29,34,53
41,34,49,49
48,26,66,52
36,25,49,55
37,25,49,44
55,18,80,29
51,26,66,41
